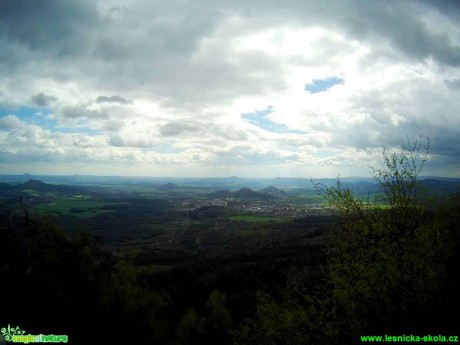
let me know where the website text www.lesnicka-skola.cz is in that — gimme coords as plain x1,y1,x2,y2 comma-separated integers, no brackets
360,334,459,342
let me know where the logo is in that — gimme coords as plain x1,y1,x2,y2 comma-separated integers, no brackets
1,325,67,344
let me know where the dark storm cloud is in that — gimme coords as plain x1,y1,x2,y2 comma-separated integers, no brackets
421,126,460,159
224,0,460,67
418,0,460,19
3,0,457,110
85,4,283,109
0,0,99,54
31,93,57,106
445,79,460,89
62,105,107,119
202,0,460,67
340,0,460,66
88,1,224,69
96,95,133,104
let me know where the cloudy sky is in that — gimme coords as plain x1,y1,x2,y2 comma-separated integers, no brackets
1,0,460,178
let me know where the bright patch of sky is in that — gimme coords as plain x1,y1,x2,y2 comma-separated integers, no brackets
241,107,306,134
0,106,98,135
149,145,186,154
0,107,53,128
305,77,345,94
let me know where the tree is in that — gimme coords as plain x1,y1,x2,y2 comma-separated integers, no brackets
176,290,233,345
204,290,233,343
176,309,206,345
318,136,454,338
232,137,459,344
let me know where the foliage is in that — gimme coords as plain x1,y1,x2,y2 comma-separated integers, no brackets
233,137,459,344
176,290,233,345
310,137,457,340
232,291,324,345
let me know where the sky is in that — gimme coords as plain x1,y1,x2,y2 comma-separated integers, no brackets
1,0,460,178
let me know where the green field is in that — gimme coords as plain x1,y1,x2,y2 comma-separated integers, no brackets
35,197,126,218
22,189,43,196
229,215,287,223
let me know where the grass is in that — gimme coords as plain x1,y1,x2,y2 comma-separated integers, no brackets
22,189,42,197
229,215,288,223
35,197,126,218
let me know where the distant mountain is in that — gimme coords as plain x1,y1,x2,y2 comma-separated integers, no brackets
0,179,86,196
420,179,460,194
209,187,275,200
346,181,382,194
342,179,460,196
23,179,51,190
233,187,275,199
259,186,287,197
270,177,312,188
232,187,257,198
1,175,460,194
22,179,81,194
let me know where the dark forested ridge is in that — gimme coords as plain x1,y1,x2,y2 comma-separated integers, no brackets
1,168,460,344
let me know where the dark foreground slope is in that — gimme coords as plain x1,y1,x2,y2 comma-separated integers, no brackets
0,204,328,344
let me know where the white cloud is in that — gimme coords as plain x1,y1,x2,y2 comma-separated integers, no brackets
0,0,459,177
0,115,27,129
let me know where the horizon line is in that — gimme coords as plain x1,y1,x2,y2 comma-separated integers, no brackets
0,173,459,180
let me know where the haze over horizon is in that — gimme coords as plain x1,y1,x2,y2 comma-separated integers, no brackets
1,0,460,178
